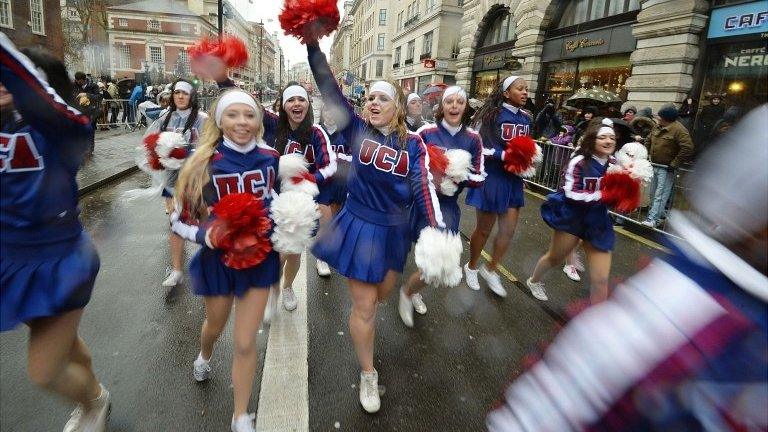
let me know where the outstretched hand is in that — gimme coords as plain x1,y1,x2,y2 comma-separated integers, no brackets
190,54,228,83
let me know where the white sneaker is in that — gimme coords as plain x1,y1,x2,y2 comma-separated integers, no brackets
359,370,381,413
526,278,549,301
63,384,110,432
263,287,279,325
282,286,297,312
398,287,414,328
162,270,182,287
411,293,427,315
193,354,211,382
570,251,586,272
479,265,507,298
316,259,331,277
230,413,256,432
464,263,480,291
563,264,581,282
641,219,656,228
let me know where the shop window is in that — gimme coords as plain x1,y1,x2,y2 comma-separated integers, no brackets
473,70,502,100
376,60,384,77
544,61,578,94
480,12,516,48
557,0,639,28
698,40,767,117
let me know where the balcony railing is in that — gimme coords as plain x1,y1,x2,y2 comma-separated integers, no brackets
403,14,420,29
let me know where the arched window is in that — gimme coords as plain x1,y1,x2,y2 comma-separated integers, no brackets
480,11,516,48
557,0,640,28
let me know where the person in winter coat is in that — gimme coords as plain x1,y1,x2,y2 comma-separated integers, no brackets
573,105,597,146
534,98,562,139
694,95,725,149
711,105,743,140
678,96,697,131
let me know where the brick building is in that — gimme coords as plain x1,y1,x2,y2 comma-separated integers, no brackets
1,0,64,59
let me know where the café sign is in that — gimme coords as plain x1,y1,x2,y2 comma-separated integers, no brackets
565,37,606,52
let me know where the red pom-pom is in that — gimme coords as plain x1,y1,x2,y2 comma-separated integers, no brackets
210,193,273,269
168,147,188,159
426,144,448,175
502,136,537,175
143,132,163,170
600,171,641,213
188,35,248,68
279,0,340,43
291,171,316,185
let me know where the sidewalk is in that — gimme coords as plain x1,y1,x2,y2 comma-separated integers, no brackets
77,129,144,196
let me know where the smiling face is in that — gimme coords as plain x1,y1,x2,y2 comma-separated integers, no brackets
503,79,528,107
284,96,309,128
220,103,258,145
407,97,422,117
594,132,617,158
441,94,466,127
366,91,397,127
173,90,191,110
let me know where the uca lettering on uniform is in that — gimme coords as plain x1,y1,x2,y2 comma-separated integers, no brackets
286,140,316,163
0,133,45,172
358,139,409,177
212,166,276,200
500,124,531,140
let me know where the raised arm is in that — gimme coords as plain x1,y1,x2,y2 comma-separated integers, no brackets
409,135,445,229
306,41,359,137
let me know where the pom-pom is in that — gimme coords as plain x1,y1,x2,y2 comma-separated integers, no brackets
209,193,272,269
279,0,340,44
503,136,541,178
414,227,463,287
426,144,448,175
270,190,320,254
143,132,163,171
444,149,472,183
155,131,188,170
278,154,319,196
614,142,653,184
188,35,248,68
600,171,641,213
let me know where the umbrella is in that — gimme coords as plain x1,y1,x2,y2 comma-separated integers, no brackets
468,98,483,109
564,87,622,108
608,118,636,138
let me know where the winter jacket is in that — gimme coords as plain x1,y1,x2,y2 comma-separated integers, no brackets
647,120,693,168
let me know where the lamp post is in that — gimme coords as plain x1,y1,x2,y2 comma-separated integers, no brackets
218,0,223,36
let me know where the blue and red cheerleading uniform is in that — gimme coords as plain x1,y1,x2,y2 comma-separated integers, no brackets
411,120,485,236
466,103,531,213
176,139,281,297
316,123,351,206
541,154,615,251
487,213,767,431
0,34,100,330
306,42,444,283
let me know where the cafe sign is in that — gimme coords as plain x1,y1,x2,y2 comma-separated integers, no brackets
565,37,606,52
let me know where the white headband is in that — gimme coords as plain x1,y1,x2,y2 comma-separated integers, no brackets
370,81,395,100
407,93,421,104
174,81,193,94
215,90,258,127
597,118,615,136
282,85,309,106
502,75,521,91
441,86,466,102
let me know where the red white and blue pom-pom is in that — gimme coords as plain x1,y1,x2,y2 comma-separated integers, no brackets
279,0,340,44
613,142,653,184
278,153,319,197
188,35,248,68
140,131,188,172
209,193,272,269
502,136,542,178
415,227,463,287
600,171,641,213
270,190,320,254
441,149,472,196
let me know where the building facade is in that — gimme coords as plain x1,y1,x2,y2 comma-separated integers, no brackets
330,0,355,95
390,0,463,95
2,0,64,60
347,0,395,91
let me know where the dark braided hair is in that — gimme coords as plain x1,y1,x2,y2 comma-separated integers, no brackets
161,78,200,135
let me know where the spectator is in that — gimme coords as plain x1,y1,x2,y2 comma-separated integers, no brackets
405,93,426,132
127,82,144,128
677,96,697,131
103,76,120,128
711,105,743,140
421,99,434,122
694,94,725,149
572,105,596,146
73,71,100,155
642,104,693,228
621,105,636,123
549,124,574,147
534,98,562,139
630,113,656,145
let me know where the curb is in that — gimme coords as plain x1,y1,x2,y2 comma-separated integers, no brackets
78,162,139,197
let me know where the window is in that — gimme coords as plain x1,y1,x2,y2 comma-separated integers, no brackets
29,0,44,34
394,46,401,65
361,63,367,80
118,45,131,69
0,0,13,28
425,0,436,13
397,12,403,30
149,46,163,64
376,60,383,77
377,34,385,51
180,23,189,32
379,9,386,25
422,31,433,57
406,39,415,62
177,50,190,75
558,0,640,28
148,19,160,31
118,18,128,27
458,0,465,6
481,12,516,47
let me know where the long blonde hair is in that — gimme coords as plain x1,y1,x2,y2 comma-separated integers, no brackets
366,80,409,146
175,90,264,219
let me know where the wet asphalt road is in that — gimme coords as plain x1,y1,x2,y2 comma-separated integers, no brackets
0,173,663,431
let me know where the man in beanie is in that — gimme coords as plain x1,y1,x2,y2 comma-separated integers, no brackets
622,105,637,123
642,103,693,227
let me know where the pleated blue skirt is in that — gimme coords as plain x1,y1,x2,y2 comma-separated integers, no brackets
189,247,279,297
540,192,615,252
410,197,461,239
465,168,524,213
311,207,410,283
1,233,100,331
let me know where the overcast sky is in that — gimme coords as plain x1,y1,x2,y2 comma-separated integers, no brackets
230,0,346,67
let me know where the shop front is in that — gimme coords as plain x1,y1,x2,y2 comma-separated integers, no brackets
471,49,523,99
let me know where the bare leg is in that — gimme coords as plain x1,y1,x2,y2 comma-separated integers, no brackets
583,242,612,304
165,198,184,272
281,254,301,289
488,208,520,271
231,287,269,417
348,279,379,372
199,295,234,361
468,209,497,269
403,270,426,296
376,270,400,302
530,230,581,283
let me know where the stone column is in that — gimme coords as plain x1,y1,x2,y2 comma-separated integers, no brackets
625,0,709,111
510,0,553,101
455,0,484,92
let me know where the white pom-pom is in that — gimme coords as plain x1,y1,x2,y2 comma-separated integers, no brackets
613,142,653,184
123,146,168,200
270,190,320,254
414,227,463,287
626,159,653,183
155,131,187,170
440,178,458,196
444,149,472,183
277,153,319,197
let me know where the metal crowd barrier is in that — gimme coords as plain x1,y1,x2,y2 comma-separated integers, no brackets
525,140,694,236
88,97,217,130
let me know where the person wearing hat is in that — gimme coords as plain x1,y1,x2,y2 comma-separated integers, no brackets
405,92,426,131
642,103,693,228
622,105,637,123
694,94,726,150
573,105,597,146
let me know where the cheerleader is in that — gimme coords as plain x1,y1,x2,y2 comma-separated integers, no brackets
0,35,110,431
306,41,444,413
464,76,532,298
171,89,279,432
399,86,485,327
315,104,352,276
144,79,208,288
526,119,618,303
405,93,426,132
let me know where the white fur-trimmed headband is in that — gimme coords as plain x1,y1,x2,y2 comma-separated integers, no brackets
282,85,309,106
441,86,466,102
407,93,421,104
370,81,396,100
598,118,615,136
173,81,193,94
215,90,259,127
502,75,521,91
